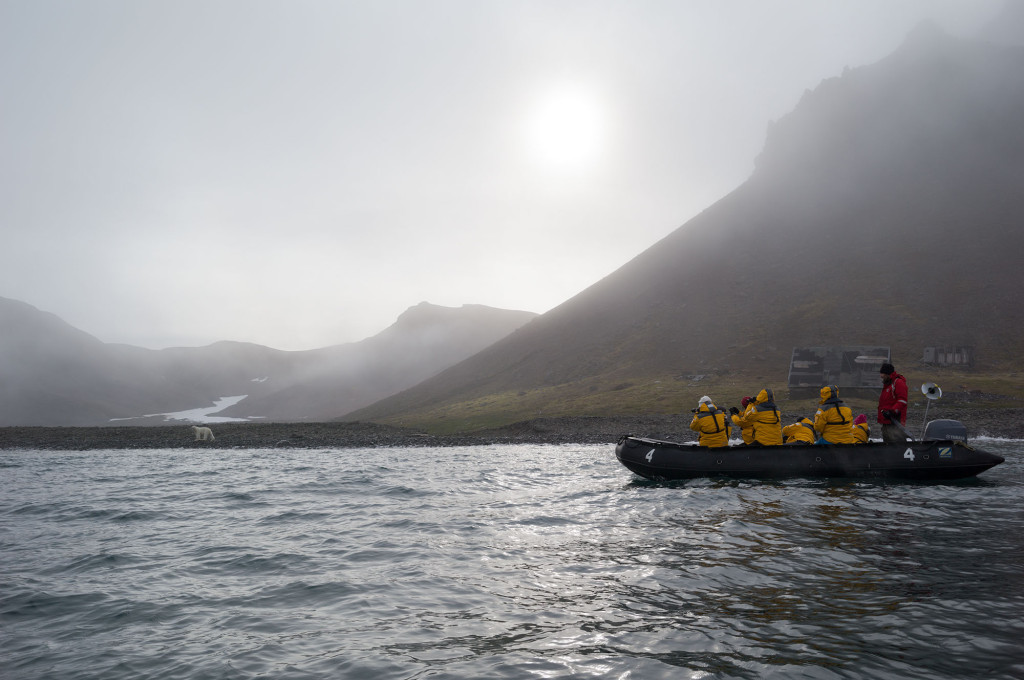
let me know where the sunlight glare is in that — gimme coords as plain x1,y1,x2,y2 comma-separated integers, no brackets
523,86,607,172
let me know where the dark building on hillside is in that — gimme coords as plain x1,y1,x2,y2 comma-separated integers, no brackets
788,346,890,399
921,346,973,367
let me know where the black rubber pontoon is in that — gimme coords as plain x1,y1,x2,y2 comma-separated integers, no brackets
615,435,1004,481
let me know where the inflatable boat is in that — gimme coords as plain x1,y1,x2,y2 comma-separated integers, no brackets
615,419,1004,481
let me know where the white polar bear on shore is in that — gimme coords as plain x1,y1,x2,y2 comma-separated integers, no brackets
192,426,215,441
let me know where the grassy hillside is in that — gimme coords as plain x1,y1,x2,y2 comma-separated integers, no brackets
361,364,1024,435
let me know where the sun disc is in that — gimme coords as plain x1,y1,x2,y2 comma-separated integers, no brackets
524,87,606,171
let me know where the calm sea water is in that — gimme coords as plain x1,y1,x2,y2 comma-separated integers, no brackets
2,440,1022,680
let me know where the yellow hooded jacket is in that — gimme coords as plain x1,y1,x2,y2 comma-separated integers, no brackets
689,402,729,447
782,418,816,444
814,385,856,444
852,422,869,443
731,400,756,444
737,388,783,445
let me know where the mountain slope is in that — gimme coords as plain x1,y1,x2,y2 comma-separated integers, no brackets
345,25,1024,428
0,297,130,425
0,298,535,425
216,302,538,421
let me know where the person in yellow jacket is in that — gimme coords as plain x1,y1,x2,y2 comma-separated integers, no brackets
851,414,870,443
813,385,856,444
728,396,755,444
783,417,816,444
688,396,729,447
733,388,783,445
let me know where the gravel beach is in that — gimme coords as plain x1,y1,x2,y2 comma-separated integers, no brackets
1,407,1021,450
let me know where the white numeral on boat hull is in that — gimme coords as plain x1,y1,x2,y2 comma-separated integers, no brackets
645,449,654,462
904,448,915,461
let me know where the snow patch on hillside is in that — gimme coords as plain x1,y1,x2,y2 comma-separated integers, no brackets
110,395,256,423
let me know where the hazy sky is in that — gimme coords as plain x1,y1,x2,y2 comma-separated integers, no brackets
0,0,1003,350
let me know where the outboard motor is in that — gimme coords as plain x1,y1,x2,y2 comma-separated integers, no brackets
923,419,968,442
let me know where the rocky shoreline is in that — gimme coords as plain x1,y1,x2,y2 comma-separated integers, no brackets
1,407,1022,450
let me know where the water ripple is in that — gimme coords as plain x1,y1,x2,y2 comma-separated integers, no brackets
1,443,1021,679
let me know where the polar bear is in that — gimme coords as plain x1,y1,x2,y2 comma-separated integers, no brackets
192,425,215,441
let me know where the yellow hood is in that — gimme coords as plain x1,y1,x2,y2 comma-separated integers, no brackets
820,385,839,403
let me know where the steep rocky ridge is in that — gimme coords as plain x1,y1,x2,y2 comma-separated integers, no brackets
345,25,1024,428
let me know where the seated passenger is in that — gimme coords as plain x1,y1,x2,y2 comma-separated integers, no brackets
851,414,869,444
729,396,755,445
735,388,783,445
813,385,856,444
782,417,816,444
688,396,729,448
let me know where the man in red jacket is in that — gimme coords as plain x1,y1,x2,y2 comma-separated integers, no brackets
878,362,909,442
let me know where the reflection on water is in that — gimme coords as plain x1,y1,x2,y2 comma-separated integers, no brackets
1,442,1021,679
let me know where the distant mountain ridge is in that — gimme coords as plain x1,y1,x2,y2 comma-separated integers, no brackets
0,297,536,426
345,23,1024,428
216,302,538,422
7,20,1024,431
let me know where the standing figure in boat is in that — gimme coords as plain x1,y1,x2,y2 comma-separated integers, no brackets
877,362,910,443
851,414,870,443
688,395,729,448
813,385,856,444
783,417,816,444
733,388,783,445
729,396,755,445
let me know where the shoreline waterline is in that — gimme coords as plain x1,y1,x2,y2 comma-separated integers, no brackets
2,409,1022,450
